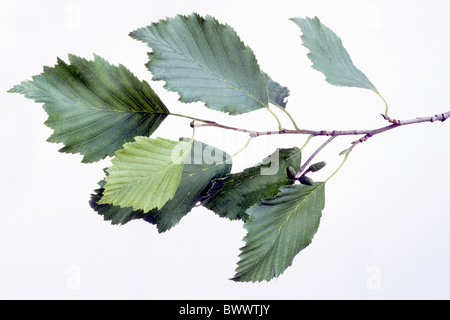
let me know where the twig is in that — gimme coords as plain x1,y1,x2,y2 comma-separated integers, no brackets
186,111,450,139
179,110,450,158
295,136,336,178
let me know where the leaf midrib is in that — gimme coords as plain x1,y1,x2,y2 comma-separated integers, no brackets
300,17,374,89
242,182,324,279
51,57,169,115
113,141,193,190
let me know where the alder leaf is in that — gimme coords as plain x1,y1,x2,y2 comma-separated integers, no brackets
232,182,326,282
9,54,169,163
90,177,148,225
90,141,232,232
99,136,192,212
202,148,301,221
130,13,269,115
291,17,377,91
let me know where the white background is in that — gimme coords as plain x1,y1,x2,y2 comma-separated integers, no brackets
1,0,450,299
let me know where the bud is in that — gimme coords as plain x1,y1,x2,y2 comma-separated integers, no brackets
308,161,326,172
286,166,297,180
299,175,314,185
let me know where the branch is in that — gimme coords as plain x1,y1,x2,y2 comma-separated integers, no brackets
295,136,335,178
176,110,450,159
187,111,450,139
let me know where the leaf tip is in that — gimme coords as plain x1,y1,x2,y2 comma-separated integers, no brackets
128,28,142,40
229,275,242,282
7,86,18,94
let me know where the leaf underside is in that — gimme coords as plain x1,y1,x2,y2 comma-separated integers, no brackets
202,148,301,221
90,141,232,232
130,13,270,115
9,54,169,163
99,136,192,212
263,72,290,109
291,16,377,91
233,182,326,282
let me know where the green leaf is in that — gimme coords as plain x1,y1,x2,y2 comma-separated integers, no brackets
90,176,148,225
262,72,290,109
90,141,232,232
130,13,269,115
232,182,326,282
202,148,301,221
291,17,377,91
145,140,232,232
99,136,192,212
9,55,170,163
91,141,232,231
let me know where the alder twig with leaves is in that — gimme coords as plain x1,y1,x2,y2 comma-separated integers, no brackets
9,13,449,282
